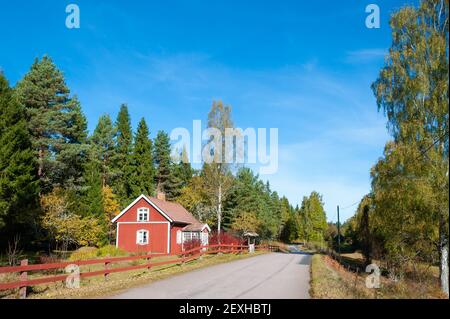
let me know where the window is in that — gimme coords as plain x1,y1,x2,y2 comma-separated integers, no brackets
182,232,200,243
136,230,149,245
182,232,192,243
137,208,149,222
192,232,200,240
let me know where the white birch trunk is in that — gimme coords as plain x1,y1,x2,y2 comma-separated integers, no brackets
439,160,449,296
217,184,222,239
441,244,449,296
440,220,449,296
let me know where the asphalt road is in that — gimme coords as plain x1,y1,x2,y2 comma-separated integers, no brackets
109,252,311,299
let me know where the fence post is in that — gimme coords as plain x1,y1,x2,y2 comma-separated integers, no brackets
19,259,28,299
104,262,110,281
147,255,152,271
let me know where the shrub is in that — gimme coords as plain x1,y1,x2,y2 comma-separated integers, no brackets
39,255,62,264
209,231,244,245
97,245,127,258
183,239,202,252
68,247,98,261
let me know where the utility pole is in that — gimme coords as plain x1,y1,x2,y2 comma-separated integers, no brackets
337,205,341,256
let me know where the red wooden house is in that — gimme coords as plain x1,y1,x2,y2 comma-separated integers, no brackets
112,193,211,254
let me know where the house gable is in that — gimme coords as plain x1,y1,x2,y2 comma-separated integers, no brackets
112,195,173,223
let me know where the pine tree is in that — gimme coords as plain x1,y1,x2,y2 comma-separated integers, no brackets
113,104,134,205
0,73,39,240
91,114,116,187
131,118,155,197
15,56,88,193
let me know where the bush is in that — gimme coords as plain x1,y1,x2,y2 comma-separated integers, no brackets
209,231,244,245
68,247,98,261
97,245,127,258
39,255,62,264
68,245,128,261
183,239,202,252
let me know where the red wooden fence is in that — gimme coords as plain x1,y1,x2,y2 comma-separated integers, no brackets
0,244,270,298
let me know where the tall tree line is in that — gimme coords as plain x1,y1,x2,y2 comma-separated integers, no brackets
0,56,328,251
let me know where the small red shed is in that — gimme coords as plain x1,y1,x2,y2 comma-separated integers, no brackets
112,193,211,254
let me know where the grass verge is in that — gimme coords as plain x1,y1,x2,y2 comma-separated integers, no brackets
309,254,446,299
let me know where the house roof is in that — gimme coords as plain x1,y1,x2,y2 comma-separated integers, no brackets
243,232,259,237
182,223,211,232
111,194,202,225
148,196,199,224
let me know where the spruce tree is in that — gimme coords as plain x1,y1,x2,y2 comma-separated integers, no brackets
113,104,134,205
174,145,194,188
131,118,155,197
299,192,327,242
0,73,39,241
154,130,181,200
223,167,280,239
91,114,116,187
15,56,88,193
57,98,89,189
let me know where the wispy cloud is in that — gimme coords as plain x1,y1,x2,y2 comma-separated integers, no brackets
264,118,388,222
345,48,387,64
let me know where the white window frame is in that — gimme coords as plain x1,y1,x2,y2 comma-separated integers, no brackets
136,229,149,245
137,207,149,222
176,230,182,244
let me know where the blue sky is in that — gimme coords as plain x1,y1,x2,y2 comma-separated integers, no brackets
0,0,417,222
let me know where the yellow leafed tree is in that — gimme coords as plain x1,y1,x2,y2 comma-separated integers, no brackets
41,189,103,252
231,211,261,235
102,186,120,243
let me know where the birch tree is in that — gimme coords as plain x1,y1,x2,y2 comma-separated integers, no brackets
372,0,449,294
202,101,234,238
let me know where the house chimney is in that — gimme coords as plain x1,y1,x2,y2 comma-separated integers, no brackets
157,191,166,201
